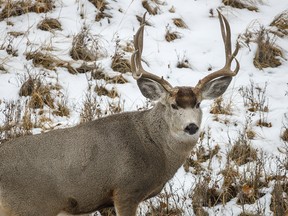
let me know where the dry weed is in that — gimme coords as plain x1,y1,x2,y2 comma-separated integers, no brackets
210,96,232,115
253,28,283,69
95,85,118,98
89,0,111,22
142,0,158,15
0,100,32,143
282,128,288,142
26,51,65,70
165,30,180,42
0,0,54,21
70,29,106,61
111,53,131,73
228,137,257,166
270,181,288,215
222,0,258,12
38,18,62,31
173,18,188,29
270,10,288,37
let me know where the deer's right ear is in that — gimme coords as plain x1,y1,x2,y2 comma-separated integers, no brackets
137,78,167,101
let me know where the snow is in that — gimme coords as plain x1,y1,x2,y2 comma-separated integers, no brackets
0,0,288,215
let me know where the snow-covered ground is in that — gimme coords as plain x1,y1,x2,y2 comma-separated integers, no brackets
0,0,287,215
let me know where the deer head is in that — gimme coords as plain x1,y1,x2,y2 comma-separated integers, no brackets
131,11,240,139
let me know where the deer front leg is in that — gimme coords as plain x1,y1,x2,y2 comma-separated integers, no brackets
113,192,139,216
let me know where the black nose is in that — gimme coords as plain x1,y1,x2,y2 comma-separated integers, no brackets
184,123,199,135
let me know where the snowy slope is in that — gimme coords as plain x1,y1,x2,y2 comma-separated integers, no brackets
0,0,288,215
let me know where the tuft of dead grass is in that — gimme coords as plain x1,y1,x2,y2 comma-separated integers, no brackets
165,30,180,42
0,0,54,21
0,100,32,143
88,0,112,22
111,53,131,73
37,18,62,31
270,181,288,215
173,18,188,29
228,137,257,166
253,28,283,69
222,0,258,12
270,10,288,37
210,96,232,115
142,0,158,15
70,29,106,61
26,51,65,70
282,128,288,142
95,85,118,98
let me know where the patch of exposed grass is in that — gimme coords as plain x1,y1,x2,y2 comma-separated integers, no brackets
222,0,258,12
253,28,283,69
38,18,62,31
165,29,180,42
173,18,188,29
0,0,54,21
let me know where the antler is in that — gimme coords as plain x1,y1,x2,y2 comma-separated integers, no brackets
194,10,240,92
131,13,174,93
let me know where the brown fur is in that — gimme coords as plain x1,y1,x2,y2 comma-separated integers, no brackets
175,87,198,108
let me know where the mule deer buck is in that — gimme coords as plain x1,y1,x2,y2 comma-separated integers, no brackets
0,11,239,216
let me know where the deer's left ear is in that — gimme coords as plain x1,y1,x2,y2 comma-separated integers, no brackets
200,76,232,100
137,78,168,101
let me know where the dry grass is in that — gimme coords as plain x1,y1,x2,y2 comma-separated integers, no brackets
165,30,180,42
111,53,131,73
37,18,61,31
210,96,232,115
253,28,283,69
142,0,158,15
239,80,268,112
222,0,258,12
270,10,288,37
26,51,65,70
270,182,288,215
0,0,54,21
88,0,111,22
172,18,188,29
282,128,288,142
70,29,106,61
95,85,118,98
228,137,257,166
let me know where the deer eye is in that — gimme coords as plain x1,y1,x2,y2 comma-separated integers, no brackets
196,102,201,108
171,104,179,110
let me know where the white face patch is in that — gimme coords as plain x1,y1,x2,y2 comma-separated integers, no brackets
166,105,202,140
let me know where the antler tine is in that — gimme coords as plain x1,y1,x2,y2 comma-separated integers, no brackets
195,10,240,92
131,13,174,93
